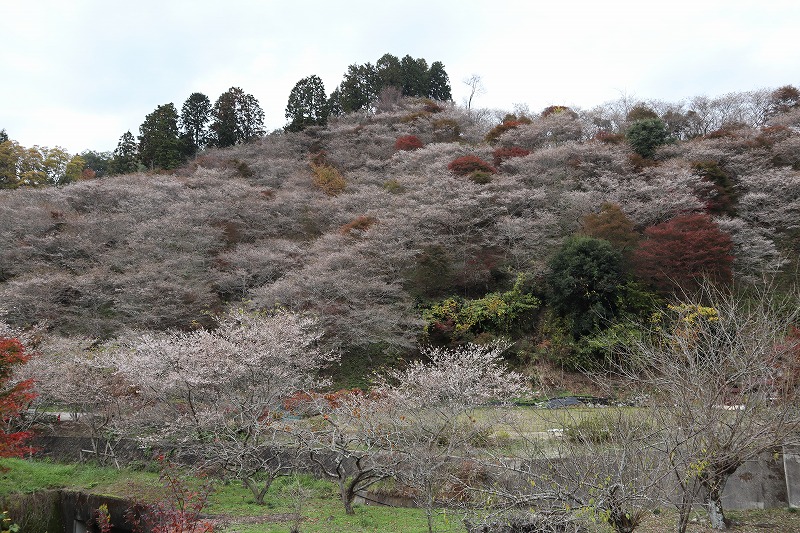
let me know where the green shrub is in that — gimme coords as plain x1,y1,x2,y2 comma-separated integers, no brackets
423,275,540,344
564,416,613,444
625,118,669,158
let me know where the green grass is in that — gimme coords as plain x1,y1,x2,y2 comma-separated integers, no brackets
3,458,799,532
0,459,461,533
0,457,159,496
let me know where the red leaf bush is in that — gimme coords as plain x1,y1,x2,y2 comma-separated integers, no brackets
394,135,424,151
492,146,531,166
448,155,498,177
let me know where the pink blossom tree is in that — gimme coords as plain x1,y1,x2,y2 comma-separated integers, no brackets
373,341,525,533
110,308,337,505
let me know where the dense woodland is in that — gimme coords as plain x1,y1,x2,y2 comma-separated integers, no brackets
1,74,800,380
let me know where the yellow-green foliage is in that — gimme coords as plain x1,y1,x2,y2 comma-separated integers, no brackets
311,163,346,196
423,276,540,342
667,303,719,324
1,510,19,533
383,178,405,193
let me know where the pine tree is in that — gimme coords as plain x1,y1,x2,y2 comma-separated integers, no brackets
376,53,403,91
180,92,212,155
138,103,183,170
285,75,328,132
400,55,428,97
110,131,140,175
337,64,378,113
210,87,265,148
427,61,452,101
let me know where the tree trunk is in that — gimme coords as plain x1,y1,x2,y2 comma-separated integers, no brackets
245,476,273,505
675,497,692,533
707,491,730,530
424,486,435,533
339,479,356,515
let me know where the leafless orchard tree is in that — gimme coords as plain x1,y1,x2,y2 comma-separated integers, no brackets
485,408,668,533
619,282,800,531
293,390,398,515
463,74,485,112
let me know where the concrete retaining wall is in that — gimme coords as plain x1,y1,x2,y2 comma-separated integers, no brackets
722,451,788,510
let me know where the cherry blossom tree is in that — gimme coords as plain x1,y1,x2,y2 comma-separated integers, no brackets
110,308,337,505
373,341,525,533
292,389,398,515
22,335,125,465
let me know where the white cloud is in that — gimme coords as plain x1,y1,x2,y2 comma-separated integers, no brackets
2,0,798,153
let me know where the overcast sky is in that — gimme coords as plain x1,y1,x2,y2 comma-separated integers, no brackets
3,0,799,154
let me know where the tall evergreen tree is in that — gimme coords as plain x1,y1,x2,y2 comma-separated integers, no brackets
427,61,452,101
0,129,8,143
337,64,378,113
210,87,265,148
138,103,182,170
327,87,343,117
376,53,403,91
400,55,429,97
285,75,329,132
180,92,212,156
110,131,140,175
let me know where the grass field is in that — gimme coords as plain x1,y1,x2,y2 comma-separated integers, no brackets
1,458,799,532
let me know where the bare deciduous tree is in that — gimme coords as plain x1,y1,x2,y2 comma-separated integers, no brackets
620,282,800,531
463,74,485,112
489,408,668,533
293,390,396,515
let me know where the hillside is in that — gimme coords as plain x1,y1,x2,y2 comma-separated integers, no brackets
1,92,799,379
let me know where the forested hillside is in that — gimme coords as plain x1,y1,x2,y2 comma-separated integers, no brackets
1,85,799,379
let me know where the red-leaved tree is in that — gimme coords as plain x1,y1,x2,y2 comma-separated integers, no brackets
394,135,424,151
0,337,37,457
125,457,214,533
634,213,733,293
